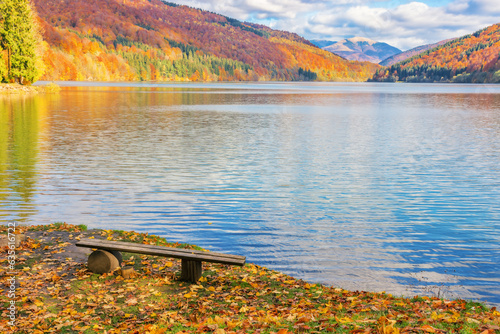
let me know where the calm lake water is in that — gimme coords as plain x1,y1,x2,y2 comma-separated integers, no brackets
2,82,500,305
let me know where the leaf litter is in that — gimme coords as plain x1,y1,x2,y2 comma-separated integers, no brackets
1,223,499,333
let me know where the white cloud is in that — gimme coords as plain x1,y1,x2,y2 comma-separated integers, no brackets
447,0,470,12
302,1,499,49
456,0,500,14
167,0,500,50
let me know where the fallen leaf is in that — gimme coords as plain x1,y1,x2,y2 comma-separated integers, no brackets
126,297,138,306
420,324,437,333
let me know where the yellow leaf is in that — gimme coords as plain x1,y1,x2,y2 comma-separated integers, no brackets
214,315,225,325
190,285,203,291
208,286,216,292
199,276,207,282
165,261,173,267
377,316,400,334
89,236,95,239
34,300,44,307
335,316,353,324
184,292,193,298
466,318,481,324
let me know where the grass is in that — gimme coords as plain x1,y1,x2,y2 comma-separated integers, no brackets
0,223,499,333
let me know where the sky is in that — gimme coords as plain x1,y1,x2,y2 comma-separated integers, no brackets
168,0,500,50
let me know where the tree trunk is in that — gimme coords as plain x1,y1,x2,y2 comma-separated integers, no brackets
7,47,11,79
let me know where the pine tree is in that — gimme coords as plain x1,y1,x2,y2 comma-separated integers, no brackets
0,0,44,84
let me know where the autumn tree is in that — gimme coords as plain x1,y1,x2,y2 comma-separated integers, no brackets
0,0,45,84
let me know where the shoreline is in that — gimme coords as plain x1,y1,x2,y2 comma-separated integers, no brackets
0,83,60,95
1,223,499,333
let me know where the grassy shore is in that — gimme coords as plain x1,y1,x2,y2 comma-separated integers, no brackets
1,223,499,333
0,82,60,95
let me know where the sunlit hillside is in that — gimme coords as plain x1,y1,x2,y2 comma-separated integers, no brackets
372,23,500,83
32,0,379,82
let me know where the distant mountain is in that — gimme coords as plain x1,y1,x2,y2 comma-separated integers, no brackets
321,37,401,63
311,40,336,48
371,23,500,83
380,39,454,66
31,0,379,82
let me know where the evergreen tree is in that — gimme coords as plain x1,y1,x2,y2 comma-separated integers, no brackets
0,0,44,84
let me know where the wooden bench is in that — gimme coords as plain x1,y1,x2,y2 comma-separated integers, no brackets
76,238,246,282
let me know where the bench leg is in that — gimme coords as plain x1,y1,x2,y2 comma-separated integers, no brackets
87,250,120,274
180,259,202,283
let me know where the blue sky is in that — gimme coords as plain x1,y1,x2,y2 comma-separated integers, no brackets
168,0,500,50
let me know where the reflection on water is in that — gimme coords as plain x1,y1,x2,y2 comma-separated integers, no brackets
1,82,500,305
0,95,48,222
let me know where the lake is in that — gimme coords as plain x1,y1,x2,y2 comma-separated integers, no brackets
1,82,499,305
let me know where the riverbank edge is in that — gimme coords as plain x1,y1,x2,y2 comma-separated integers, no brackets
1,223,499,333
0,82,61,95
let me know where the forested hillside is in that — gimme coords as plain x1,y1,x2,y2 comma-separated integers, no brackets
32,0,379,82
379,39,454,67
372,23,500,83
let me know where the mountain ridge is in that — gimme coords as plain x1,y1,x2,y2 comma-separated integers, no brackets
317,37,401,64
32,0,379,82
372,23,500,83
379,39,455,66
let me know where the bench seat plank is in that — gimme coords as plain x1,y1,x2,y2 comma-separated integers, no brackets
76,239,246,266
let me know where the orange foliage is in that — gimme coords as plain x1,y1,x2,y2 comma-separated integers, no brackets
32,0,379,82
373,23,500,83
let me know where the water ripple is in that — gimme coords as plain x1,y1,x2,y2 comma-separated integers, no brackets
1,82,499,305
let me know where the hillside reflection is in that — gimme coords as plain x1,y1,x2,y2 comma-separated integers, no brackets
0,95,49,222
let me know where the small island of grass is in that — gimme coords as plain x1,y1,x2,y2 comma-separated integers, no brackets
1,223,499,333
